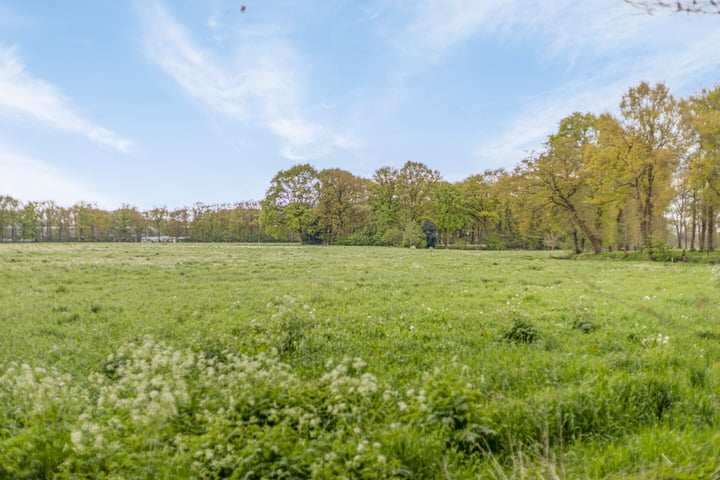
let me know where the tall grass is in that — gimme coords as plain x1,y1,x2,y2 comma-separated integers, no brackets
1,244,719,478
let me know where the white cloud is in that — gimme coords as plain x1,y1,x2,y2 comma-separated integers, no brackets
474,83,625,166
402,0,720,167
137,1,360,161
0,45,132,153
0,145,116,206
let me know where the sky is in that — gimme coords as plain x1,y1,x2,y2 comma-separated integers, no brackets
1,1,719,210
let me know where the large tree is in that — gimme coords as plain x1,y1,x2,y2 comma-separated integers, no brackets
458,171,501,245
112,204,145,242
72,202,112,241
396,161,441,225
522,113,607,253
146,206,169,241
0,196,20,242
684,85,720,251
260,164,321,244
317,168,369,244
599,82,684,252
431,182,466,247
20,202,40,241
368,166,401,245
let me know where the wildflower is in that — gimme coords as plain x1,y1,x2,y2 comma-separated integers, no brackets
70,430,84,451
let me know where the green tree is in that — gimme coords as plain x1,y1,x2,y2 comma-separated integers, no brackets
317,168,369,244
260,164,320,244
521,113,607,253
72,202,112,241
0,196,20,242
458,171,501,245
431,182,466,247
684,85,720,251
167,208,191,239
369,166,401,245
599,83,684,252
36,201,60,241
397,161,441,225
112,204,145,242
20,202,40,241
190,203,212,241
229,201,263,242
146,206,169,241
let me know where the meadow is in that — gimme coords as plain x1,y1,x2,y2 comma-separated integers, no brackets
1,243,720,479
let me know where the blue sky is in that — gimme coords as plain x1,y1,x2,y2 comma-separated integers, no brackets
1,1,719,210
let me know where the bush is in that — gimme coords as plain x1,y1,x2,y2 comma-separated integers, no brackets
502,321,540,344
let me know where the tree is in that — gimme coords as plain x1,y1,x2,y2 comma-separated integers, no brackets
167,208,191,239
146,206,169,241
112,204,145,242
20,202,40,241
190,203,212,241
260,164,321,244
317,169,369,244
599,82,684,252
684,85,720,251
458,171,501,245
431,182,466,247
668,173,695,249
488,171,526,249
521,113,607,253
0,196,20,242
396,161,441,225
36,201,61,241
72,202,112,241
369,166,401,245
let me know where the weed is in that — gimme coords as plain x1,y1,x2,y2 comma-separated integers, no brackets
572,319,598,333
503,321,540,344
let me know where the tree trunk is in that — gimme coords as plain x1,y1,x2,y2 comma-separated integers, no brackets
708,206,716,252
568,206,603,254
690,204,697,251
572,228,581,254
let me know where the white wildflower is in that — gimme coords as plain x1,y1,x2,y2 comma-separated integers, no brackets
70,430,84,451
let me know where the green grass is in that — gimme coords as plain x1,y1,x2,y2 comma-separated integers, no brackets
1,243,719,478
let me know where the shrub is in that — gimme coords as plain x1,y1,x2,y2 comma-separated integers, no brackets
502,321,540,344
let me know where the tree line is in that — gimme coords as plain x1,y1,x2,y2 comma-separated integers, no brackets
0,199,266,243
259,82,720,254
2,81,719,253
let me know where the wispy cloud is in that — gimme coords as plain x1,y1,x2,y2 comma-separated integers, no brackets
0,45,132,153
0,144,116,206
474,83,625,166
136,1,360,161
377,0,720,167
479,3,720,162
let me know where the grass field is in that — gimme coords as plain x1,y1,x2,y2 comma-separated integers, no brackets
2,243,720,479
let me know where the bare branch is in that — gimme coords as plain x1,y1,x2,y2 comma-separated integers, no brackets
625,0,720,14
